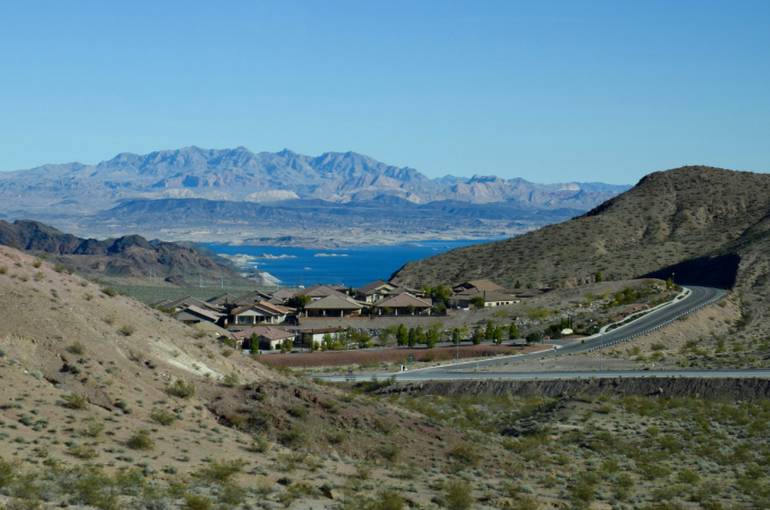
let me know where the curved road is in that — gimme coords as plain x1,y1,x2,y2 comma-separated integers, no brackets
439,285,727,372
319,285,743,382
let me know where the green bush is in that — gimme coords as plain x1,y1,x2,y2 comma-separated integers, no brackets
62,393,88,410
448,443,479,468
166,379,196,399
184,494,213,510
222,372,240,387
67,444,99,459
444,480,473,510
194,459,245,483
126,429,154,450
150,408,176,426
371,489,405,510
278,427,306,447
0,458,16,487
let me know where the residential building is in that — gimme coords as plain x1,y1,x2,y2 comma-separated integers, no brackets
303,294,364,317
174,304,226,326
230,300,293,326
373,292,432,316
232,326,296,351
356,280,397,303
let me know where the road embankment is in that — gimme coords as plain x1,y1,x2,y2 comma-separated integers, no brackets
382,377,770,400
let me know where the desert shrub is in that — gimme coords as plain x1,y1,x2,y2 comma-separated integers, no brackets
166,379,195,399
371,489,405,510
118,325,136,336
150,408,176,426
448,443,479,468
80,419,105,438
373,417,394,434
126,430,154,450
67,444,99,460
194,459,245,483
569,472,598,508
219,482,247,506
278,427,306,447
222,372,240,387
62,393,88,410
444,480,473,510
184,494,213,510
101,287,117,297
66,342,85,355
286,405,308,419
250,434,271,453
32,259,42,268
0,458,16,487
72,467,119,510
376,444,400,463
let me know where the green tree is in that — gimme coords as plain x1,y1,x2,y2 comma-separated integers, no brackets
427,285,452,309
396,324,408,346
493,326,504,344
526,330,543,343
426,323,442,348
413,326,426,345
470,296,485,309
407,327,417,348
508,323,520,340
451,328,462,344
484,321,495,340
289,294,311,310
472,327,484,345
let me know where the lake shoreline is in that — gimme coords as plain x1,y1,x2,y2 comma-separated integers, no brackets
205,239,497,288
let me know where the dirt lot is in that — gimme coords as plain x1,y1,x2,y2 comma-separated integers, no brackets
255,343,545,368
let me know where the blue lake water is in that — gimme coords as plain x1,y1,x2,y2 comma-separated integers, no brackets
205,240,492,288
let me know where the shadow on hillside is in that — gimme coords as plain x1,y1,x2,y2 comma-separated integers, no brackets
640,253,740,289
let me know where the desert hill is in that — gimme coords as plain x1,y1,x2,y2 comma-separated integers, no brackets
392,166,770,343
0,219,245,285
0,245,483,508
392,166,770,288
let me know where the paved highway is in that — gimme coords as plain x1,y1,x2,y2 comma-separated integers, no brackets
439,285,728,372
317,285,737,382
320,368,770,383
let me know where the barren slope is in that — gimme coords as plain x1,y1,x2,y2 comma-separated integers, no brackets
393,166,770,290
0,245,496,508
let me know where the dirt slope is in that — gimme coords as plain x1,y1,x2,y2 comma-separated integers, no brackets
0,245,491,509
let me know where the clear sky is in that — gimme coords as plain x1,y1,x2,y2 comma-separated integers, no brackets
1,1,769,183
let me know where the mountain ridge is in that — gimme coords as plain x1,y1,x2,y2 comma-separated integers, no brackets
0,219,245,284
0,146,629,213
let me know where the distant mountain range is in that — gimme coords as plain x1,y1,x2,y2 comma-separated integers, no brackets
0,146,629,244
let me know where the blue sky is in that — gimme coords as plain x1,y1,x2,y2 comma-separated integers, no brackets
1,1,769,183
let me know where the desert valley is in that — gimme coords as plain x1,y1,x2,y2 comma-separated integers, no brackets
2,2,769,509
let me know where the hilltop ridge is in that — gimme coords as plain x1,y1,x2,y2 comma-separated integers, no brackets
0,219,245,285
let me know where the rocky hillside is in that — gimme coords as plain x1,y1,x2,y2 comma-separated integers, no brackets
393,166,770,288
393,166,770,342
0,245,486,509
0,219,244,285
